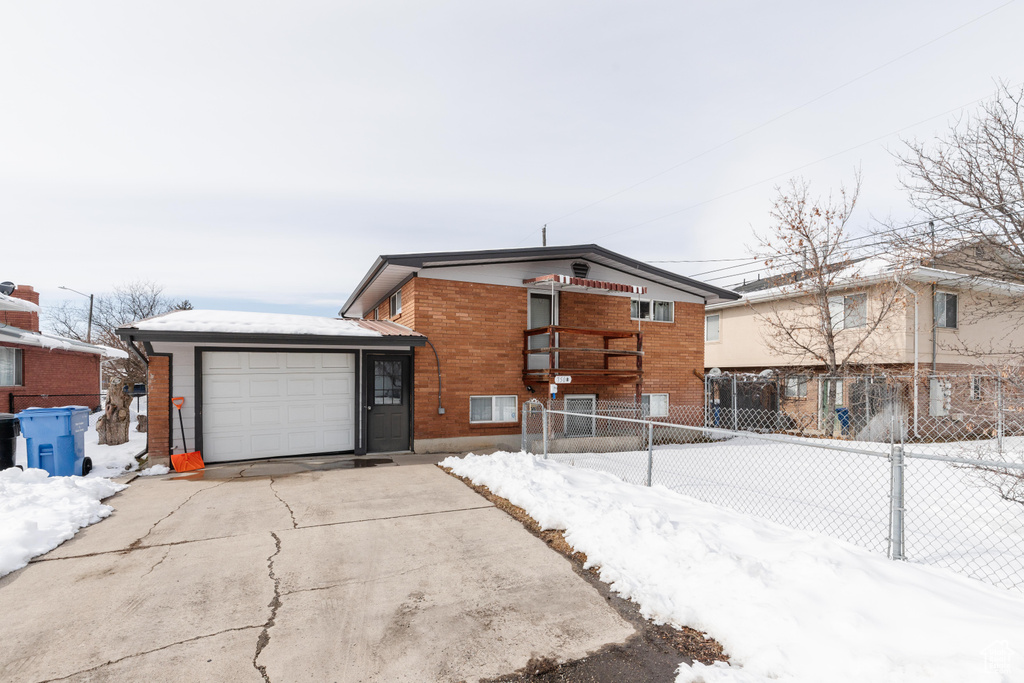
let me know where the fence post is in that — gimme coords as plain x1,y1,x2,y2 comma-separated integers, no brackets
646,420,654,486
997,376,1004,455
889,443,905,561
542,406,549,460
731,375,738,431
521,403,528,453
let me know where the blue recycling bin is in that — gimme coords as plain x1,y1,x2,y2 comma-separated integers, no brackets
835,407,851,436
18,406,92,476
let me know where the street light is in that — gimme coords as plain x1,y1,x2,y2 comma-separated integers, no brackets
59,286,94,344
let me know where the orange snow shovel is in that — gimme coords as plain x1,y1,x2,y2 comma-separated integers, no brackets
170,397,204,472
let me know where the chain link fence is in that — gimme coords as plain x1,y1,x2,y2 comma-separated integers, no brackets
523,376,1024,593
8,393,103,413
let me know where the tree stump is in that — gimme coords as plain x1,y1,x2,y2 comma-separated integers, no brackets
97,379,131,446
136,414,148,433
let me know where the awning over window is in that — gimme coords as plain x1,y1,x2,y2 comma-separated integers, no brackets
523,274,647,294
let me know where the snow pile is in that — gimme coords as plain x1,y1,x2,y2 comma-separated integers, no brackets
444,452,1024,683
129,309,383,337
0,468,125,577
138,464,169,476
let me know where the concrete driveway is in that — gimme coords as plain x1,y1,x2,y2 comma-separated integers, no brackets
0,457,635,683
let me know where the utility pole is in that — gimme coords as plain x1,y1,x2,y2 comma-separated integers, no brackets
542,224,547,247
59,286,94,343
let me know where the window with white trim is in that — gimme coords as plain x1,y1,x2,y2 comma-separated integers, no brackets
828,293,867,330
390,290,402,317
0,347,22,387
642,393,669,417
631,299,673,322
705,314,720,342
784,376,808,398
469,395,517,423
935,292,957,329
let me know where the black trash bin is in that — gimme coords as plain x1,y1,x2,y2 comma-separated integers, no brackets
0,413,20,471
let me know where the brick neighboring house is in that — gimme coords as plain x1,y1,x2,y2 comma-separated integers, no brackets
117,245,738,466
1,285,127,412
340,244,739,453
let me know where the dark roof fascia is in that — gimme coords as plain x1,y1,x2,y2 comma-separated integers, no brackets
115,328,426,348
340,244,739,315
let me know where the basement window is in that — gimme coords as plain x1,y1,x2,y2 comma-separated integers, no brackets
470,395,518,423
784,376,808,399
642,393,669,417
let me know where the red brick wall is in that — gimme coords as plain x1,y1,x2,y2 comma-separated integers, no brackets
147,355,171,458
1,343,101,408
406,278,706,440
3,285,40,332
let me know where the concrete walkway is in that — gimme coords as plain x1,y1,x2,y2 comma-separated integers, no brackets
0,458,634,683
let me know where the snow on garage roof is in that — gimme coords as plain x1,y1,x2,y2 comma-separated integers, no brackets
117,309,425,346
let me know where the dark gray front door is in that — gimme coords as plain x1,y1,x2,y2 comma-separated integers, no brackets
367,355,410,452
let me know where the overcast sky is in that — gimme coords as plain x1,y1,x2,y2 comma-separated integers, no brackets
2,1,1021,321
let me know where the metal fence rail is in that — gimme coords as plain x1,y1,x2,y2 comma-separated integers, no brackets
523,398,1024,593
8,393,103,413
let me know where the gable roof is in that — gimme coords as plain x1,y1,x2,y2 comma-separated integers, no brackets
339,244,740,318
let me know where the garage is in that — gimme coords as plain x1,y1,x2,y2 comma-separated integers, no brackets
201,351,356,463
115,310,426,465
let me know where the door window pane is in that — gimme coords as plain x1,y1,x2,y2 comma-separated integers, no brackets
374,360,403,405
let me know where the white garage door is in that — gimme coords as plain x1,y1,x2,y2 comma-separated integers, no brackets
202,351,356,463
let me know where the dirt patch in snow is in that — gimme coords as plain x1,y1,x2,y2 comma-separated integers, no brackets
440,465,728,682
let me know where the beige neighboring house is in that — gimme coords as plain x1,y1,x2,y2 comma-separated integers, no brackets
704,254,1024,437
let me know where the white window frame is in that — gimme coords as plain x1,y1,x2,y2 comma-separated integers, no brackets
828,293,867,331
843,293,867,329
784,375,808,399
970,376,983,401
631,298,674,322
469,395,518,423
705,314,720,342
935,291,958,329
390,290,402,318
642,393,669,417
0,347,23,387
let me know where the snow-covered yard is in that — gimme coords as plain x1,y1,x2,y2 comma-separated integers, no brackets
2,408,149,578
538,434,1024,590
445,452,1024,683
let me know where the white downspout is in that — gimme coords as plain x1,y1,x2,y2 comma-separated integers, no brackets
898,279,919,439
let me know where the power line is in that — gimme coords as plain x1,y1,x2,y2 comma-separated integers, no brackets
526,0,1016,239
649,201,1024,285
593,82,1024,243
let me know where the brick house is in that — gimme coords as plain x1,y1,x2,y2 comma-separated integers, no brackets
118,245,737,466
1,285,127,412
340,244,739,453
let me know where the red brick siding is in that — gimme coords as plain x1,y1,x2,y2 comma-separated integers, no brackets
406,278,706,440
147,355,171,458
1,342,101,407
3,285,40,333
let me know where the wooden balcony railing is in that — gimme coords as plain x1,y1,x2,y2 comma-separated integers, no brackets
522,325,643,387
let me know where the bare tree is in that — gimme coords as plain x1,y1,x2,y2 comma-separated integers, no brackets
897,82,1024,281
753,174,904,431
46,281,180,384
